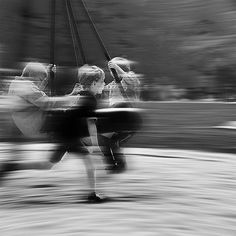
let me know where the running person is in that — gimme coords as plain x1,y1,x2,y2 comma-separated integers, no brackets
0,63,105,202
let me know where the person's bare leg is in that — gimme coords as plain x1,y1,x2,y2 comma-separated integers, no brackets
81,153,105,202
0,146,66,182
0,160,53,184
82,154,96,193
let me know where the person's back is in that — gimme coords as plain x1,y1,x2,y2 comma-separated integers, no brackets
8,62,50,137
105,57,140,106
7,62,77,138
8,76,47,137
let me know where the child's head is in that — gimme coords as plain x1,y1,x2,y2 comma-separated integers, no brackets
22,62,48,80
78,65,105,95
110,57,131,72
21,62,48,89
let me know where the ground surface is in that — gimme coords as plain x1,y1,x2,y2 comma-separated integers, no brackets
1,144,236,236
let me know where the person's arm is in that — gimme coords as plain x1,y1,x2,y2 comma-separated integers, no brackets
108,61,126,79
108,61,140,89
22,82,52,109
24,82,80,110
122,72,141,100
106,65,140,103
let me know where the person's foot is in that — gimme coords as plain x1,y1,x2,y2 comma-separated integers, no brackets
102,146,127,174
114,164,126,173
107,153,127,174
106,163,126,174
87,192,105,203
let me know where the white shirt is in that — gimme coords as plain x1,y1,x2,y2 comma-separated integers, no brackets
105,72,140,106
8,77,80,138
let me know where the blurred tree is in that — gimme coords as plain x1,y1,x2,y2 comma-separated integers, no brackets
1,0,236,93
214,64,236,100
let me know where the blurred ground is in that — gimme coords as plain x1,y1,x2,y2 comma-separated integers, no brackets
1,101,236,235
1,1,236,233
0,145,236,235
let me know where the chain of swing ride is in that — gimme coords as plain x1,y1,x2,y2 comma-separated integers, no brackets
49,0,127,98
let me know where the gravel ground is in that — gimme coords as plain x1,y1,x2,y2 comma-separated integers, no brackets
1,145,236,236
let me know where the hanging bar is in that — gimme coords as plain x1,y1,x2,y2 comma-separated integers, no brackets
79,0,128,99
66,0,87,64
64,0,80,67
49,0,56,96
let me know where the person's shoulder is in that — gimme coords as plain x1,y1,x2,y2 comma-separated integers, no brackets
9,77,33,92
121,71,135,79
13,77,36,88
126,71,138,78
120,71,139,85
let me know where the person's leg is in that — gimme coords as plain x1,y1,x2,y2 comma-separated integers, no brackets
97,109,142,173
81,153,96,193
108,108,142,172
98,134,116,168
96,109,124,172
49,144,67,164
0,143,66,183
97,133,128,173
82,134,117,173
71,140,103,202
109,132,131,173
0,160,54,182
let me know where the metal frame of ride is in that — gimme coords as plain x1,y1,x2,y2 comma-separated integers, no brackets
49,0,128,99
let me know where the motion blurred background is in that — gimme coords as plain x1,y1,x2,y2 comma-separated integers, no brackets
1,3,236,236
1,0,236,152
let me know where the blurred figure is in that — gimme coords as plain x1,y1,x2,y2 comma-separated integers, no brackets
48,64,105,202
106,57,140,105
97,57,142,173
8,62,51,138
0,63,106,202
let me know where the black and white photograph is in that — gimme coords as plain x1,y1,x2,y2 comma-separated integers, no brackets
0,0,236,235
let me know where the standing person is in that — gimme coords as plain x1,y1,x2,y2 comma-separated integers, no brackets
0,62,106,202
97,57,142,173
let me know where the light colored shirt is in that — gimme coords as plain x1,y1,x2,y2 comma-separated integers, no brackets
105,72,140,106
8,77,79,138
